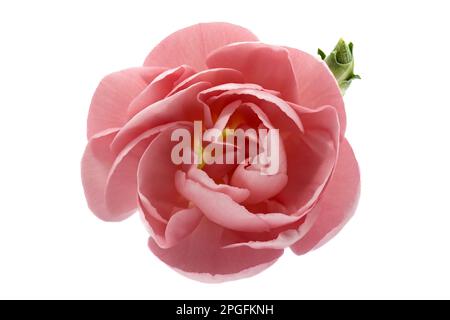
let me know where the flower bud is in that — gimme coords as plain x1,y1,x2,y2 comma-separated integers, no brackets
318,39,360,94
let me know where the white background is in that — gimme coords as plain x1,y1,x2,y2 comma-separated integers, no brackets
1,0,449,299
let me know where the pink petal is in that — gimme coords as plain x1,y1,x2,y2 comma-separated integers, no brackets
164,207,203,248
87,67,165,139
286,48,346,136
127,65,196,118
276,105,340,215
207,42,300,103
291,139,360,254
204,87,304,134
81,128,134,221
175,171,300,232
174,260,279,283
169,68,244,96
139,192,168,224
111,82,210,153
140,198,204,249
148,217,283,283
175,170,269,232
144,23,258,71
208,99,242,133
199,83,264,102
187,166,250,203
240,102,274,129
104,122,191,217
231,165,288,205
200,142,239,182
229,132,288,204
224,213,317,250
137,124,193,222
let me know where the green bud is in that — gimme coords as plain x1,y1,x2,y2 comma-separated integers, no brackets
318,39,360,95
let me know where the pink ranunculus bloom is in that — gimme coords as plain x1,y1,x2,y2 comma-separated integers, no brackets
81,22,360,282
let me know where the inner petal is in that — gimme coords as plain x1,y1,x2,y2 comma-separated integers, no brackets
230,135,288,205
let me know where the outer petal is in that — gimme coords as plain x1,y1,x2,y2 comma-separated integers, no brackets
276,105,340,215
137,124,193,222
127,65,196,118
286,48,346,136
225,213,317,250
291,139,360,254
111,82,210,152
148,217,283,283
207,42,300,103
144,23,259,71
140,197,203,249
81,128,133,221
104,122,191,217
87,67,165,139
164,207,203,248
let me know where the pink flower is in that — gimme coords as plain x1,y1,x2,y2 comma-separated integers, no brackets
81,23,360,282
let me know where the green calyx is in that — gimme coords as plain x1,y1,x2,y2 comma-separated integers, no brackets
318,38,360,95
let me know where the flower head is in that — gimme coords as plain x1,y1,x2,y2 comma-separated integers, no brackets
82,23,360,282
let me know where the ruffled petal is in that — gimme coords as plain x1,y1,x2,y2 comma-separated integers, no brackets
127,65,196,118
187,166,250,203
231,165,288,205
111,82,210,152
286,48,346,136
201,87,304,134
169,68,244,96
174,170,269,232
87,67,165,139
81,128,134,221
199,83,264,102
148,217,283,283
291,139,360,254
230,133,288,205
207,42,299,103
276,105,340,215
137,124,193,222
140,199,203,249
224,213,317,250
104,122,191,217
175,171,301,232
144,23,258,70
164,207,204,247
